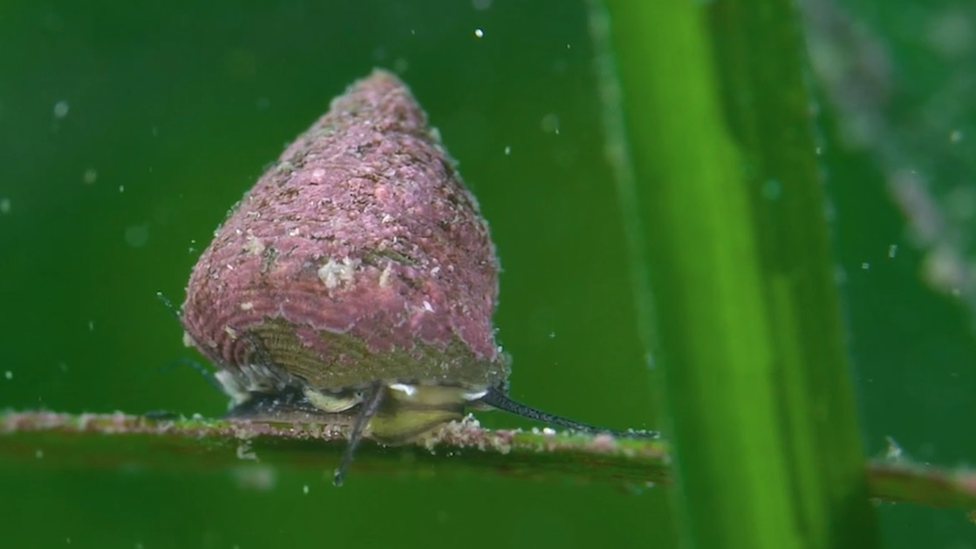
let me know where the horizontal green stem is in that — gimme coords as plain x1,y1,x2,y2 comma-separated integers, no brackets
2,410,976,514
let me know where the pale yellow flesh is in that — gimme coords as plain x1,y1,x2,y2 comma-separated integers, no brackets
303,384,486,443
302,387,361,412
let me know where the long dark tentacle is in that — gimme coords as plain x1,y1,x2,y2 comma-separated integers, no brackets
480,386,659,439
334,381,386,486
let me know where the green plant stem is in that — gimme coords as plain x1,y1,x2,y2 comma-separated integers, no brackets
0,411,669,486
3,411,976,513
600,1,881,548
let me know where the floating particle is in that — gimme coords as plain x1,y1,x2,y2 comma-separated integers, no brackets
125,224,150,248
541,113,560,134
82,169,98,184
474,28,484,38
0,198,10,214
884,436,903,460
53,100,69,118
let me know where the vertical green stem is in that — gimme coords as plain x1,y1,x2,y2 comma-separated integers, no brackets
597,1,881,547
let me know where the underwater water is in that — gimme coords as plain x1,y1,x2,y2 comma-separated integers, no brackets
0,1,973,548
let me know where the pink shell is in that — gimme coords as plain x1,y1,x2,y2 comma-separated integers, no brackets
180,69,509,392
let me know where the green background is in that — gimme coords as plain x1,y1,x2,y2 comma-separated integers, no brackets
0,1,973,547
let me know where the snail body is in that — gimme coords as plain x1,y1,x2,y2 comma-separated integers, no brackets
179,69,654,485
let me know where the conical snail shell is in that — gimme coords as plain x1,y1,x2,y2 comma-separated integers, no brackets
179,70,654,487
180,69,510,421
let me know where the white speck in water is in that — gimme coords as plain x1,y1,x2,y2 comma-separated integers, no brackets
815,146,823,156
35,449,43,459
4,371,11,380
472,0,492,10
0,198,10,214
549,331,556,338
950,130,964,143
861,262,870,270
474,28,484,38
504,145,511,155
542,427,556,436
884,436,903,460
888,244,898,258
541,113,560,134
125,224,150,248
422,300,434,312
119,185,125,193
88,320,94,332
303,484,310,495
53,100,69,118
82,169,98,184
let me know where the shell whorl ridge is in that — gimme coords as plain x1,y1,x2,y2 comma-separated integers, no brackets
180,69,510,396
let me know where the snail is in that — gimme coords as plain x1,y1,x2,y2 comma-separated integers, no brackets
177,69,656,485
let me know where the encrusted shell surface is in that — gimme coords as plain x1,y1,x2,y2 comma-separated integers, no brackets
181,69,510,394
